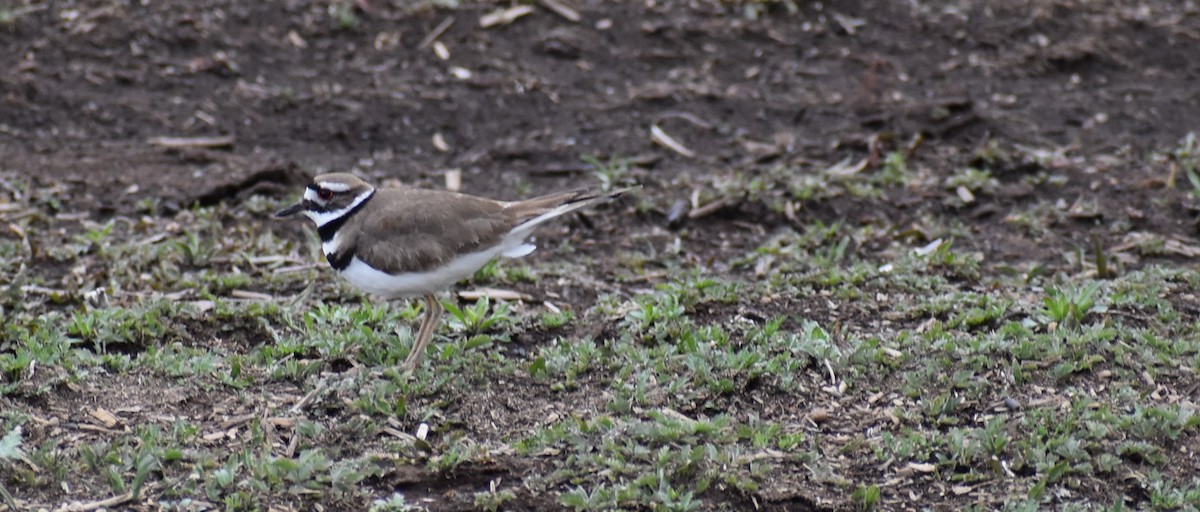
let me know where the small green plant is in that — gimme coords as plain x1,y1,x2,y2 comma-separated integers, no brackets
353,380,408,417
473,483,516,512
444,296,514,335
1167,132,1200,195
0,7,16,26
75,220,117,256
538,309,574,329
174,231,215,267
623,291,687,342
1143,471,1200,510
945,167,999,196
1042,282,1104,328
852,484,881,510
560,485,618,511
427,434,485,474
879,151,910,186
974,137,1011,165
0,425,23,510
329,2,360,30
472,259,501,282
651,484,701,512
370,491,425,512
582,154,634,191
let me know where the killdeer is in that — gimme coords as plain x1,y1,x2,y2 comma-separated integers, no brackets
275,173,633,371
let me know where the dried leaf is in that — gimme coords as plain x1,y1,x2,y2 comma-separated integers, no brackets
432,133,451,152
444,168,462,191
913,238,944,257
807,408,831,424
432,41,450,60
666,199,690,228
824,156,868,177
90,408,119,428
956,185,975,203
286,30,307,49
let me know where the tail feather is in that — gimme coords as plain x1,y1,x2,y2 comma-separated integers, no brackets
505,186,638,232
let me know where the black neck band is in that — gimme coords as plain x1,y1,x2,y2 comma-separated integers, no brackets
317,190,375,242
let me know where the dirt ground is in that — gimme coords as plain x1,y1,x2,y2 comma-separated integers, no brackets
3,0,1200,510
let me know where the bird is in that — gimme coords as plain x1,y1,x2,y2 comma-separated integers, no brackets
275,172,633,371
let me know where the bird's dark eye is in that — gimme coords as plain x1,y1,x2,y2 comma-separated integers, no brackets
318,189,334,200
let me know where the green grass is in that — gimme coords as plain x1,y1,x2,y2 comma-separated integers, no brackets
3,144,1200,511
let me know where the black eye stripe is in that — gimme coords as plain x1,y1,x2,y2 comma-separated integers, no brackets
309,185,337,200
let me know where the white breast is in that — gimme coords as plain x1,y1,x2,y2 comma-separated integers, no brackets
321,229,345,255
340,237,535,299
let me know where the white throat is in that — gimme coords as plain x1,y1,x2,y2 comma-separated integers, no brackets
303,189,374,227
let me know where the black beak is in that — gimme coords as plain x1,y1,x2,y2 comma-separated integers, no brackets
274,202,305,218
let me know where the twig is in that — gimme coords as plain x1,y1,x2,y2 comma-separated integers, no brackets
219,413,256,430
290,378,328,414
458,288,530,301
529,162,592,175
134,232,170,246
230,289,275,301
537,0,580,22
650,124,695,158
480,5,535,28
687,195,741,220
54,484,156,512
274,263,321,274
657,111,714,130
0,484,18,512
210,254,305,265
831,12,865,35
285,428,301,458
75,424,123,435
146,135,235,149
20,285,70,297
418,16,455,48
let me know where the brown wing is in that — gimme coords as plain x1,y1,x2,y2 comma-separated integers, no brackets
348,186,634,274
349,188,517,274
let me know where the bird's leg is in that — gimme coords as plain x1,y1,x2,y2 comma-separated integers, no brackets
400,294,442,370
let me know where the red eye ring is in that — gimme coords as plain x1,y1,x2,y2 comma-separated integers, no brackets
318,189,334,200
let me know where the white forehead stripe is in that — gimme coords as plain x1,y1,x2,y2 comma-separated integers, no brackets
317,181,352,192
303,188,319,201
